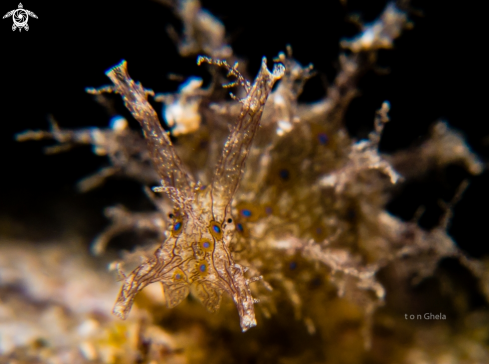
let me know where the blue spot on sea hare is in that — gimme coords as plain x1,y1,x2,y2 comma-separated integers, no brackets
318,132,328,145
279,169,290,181
241,209,252,218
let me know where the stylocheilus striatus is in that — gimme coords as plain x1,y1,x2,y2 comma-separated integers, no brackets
88,57,284,331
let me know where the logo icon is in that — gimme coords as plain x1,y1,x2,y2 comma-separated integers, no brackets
3,3,37,31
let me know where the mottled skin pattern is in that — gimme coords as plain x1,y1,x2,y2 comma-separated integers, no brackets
105,59,284,331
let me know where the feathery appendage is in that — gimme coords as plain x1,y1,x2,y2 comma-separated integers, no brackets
102,58,283,331
198,56,285,220
102,61,196,203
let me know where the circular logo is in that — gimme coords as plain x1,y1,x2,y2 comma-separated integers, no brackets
12,9,28,27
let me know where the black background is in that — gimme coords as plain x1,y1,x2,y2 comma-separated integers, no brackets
1,0,488,259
